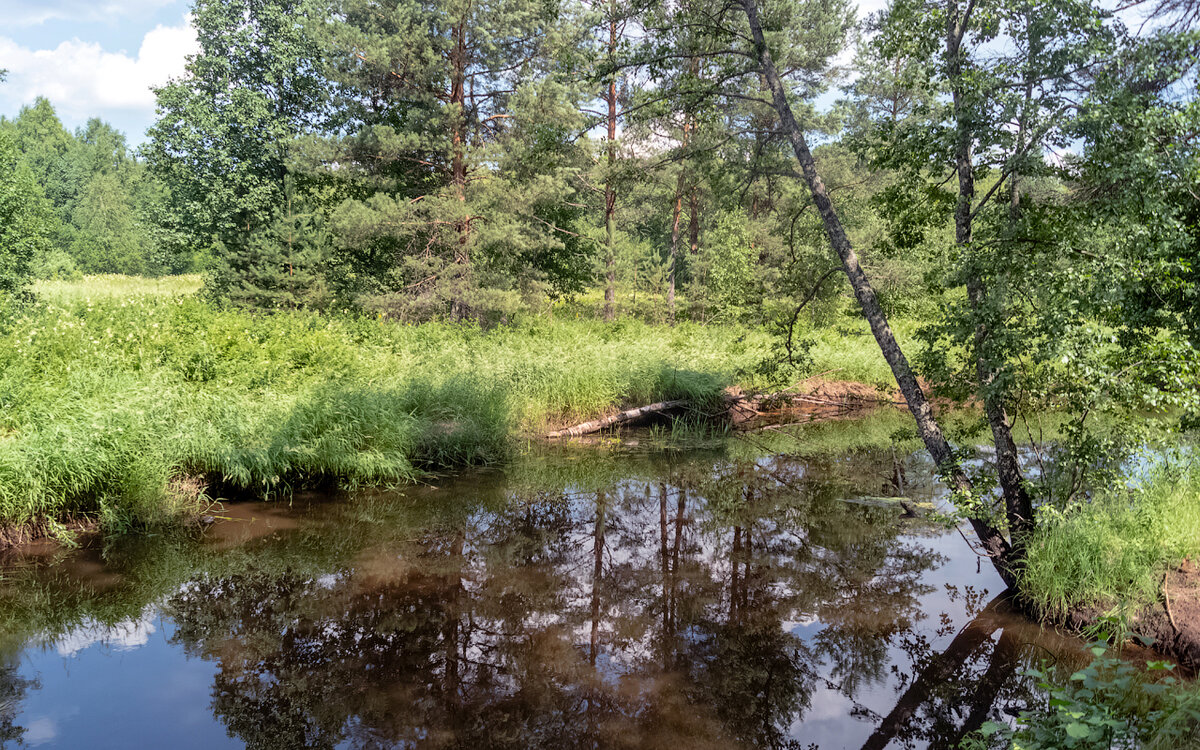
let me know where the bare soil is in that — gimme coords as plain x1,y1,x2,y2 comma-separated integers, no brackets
1057,557,1200,672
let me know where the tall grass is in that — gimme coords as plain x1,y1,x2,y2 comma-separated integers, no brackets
0,284,778,528
1021,457,1200,618
803,318,917,387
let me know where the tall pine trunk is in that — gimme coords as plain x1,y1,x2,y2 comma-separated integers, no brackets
602,3,618,322
667,119,691,324
740,0,1016,586
668,173,684,322
449,17,470,320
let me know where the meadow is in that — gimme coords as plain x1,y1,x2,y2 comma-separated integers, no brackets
2,274,903,530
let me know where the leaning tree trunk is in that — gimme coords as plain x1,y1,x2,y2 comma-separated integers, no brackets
739,0,1015,586
947,3,1034,566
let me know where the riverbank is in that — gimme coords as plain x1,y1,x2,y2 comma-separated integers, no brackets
0,278,767,533
1,276,926,536
7,277,1200,672
1021,459,1200,669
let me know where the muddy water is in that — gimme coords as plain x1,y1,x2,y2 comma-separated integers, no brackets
0,423,1087,749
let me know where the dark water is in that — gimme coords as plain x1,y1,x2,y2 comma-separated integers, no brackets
0,420,1088,749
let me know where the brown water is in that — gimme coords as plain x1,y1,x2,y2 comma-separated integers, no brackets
0,425,1087,749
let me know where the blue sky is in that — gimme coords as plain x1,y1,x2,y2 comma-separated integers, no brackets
0,0,198,146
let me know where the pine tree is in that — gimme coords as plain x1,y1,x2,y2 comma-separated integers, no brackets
214,187,332,309
312,0,593,319
9,98,74,208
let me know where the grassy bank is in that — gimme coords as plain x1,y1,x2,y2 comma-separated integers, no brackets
1021,456,1200,619
0,276,793,530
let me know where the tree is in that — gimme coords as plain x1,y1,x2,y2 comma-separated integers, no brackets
0,131,55,294
8,98,74,208
215,186,332,309
68,172,155,275
145,0,325,298
311,0,593,319
702,0,1018,581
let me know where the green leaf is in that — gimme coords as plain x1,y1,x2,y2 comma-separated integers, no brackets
1065,722,1091,739
979,721,1004,737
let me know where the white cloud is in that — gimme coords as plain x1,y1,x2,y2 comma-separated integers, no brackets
22,717,59,747
0,0,178,27
0,17,197,120
48,608,158,657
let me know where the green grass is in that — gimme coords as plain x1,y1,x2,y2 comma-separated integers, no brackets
0,275,785,529
803,318,917,388
547,287,906,388
1020,456,1200,619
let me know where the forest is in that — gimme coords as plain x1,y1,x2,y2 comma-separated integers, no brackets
1,0,1199,746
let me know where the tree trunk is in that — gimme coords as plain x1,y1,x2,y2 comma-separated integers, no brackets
659,482,671,668
590,491,606,665
668,180,683,323
740,0,1015,586
449,17,470,320
545,398,688,438
947,4,1034,564
687,190,699,257
860,594,1008,750
602,4,618,322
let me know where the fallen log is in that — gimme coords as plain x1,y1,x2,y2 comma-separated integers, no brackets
545,399,690,438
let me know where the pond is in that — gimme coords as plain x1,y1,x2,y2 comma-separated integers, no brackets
0,414,1087,749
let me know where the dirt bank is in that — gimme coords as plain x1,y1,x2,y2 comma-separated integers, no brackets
1053,557,1200,672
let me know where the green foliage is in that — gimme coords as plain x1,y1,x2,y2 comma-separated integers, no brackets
309,0,593,318
69,172,155,275
965,640,1200,749
1,101,175,278
1021,455,1200,619
0,276,769,527
697,209,755,321
8,97,74,206
145,0,324,293
209,190,333,309
0,130,55,294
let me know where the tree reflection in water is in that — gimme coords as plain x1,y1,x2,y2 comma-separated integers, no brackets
0,441,1086,749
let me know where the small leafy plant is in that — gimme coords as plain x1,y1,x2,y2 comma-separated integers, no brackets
964,630,1200,749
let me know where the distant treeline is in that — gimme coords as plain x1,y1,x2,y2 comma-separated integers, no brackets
0,102,189,279
1,0,1197,343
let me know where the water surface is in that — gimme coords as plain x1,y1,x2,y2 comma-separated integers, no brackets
0,420,1086,749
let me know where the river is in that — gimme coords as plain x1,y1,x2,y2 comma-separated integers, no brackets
0,414,1088,749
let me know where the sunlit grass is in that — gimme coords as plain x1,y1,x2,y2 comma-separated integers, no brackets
32,274,203,302
1021,456,1200,618
804,318,916,387
0,288,778,528
0,275,932,531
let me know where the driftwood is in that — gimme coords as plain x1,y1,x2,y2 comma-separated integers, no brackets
545,381,896,439
545,399,689,438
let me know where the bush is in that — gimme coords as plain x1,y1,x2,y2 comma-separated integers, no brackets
964,635,1200,749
